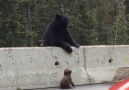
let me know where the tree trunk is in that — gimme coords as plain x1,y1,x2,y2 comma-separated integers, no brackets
115,27,118,45
27,2,33,47
57,0,65,14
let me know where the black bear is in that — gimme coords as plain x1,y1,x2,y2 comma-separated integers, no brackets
60,69,75,89
43,14,79,53
36,40,44,47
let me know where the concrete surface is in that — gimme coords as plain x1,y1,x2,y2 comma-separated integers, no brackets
0,46,129,89
37,83,115,90
0,47,87,89
85,45,129,84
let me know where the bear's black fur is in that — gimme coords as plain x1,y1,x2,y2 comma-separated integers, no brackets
43,14,79,53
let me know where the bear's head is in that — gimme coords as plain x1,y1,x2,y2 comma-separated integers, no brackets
64,69,72,76
55,14,73,28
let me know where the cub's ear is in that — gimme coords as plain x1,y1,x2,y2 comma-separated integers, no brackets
55,14,61,19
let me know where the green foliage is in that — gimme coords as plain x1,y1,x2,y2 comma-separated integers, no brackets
0,0,129,47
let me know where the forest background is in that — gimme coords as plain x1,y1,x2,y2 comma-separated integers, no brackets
0,0,129,47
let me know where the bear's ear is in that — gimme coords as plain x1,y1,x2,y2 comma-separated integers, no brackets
55,14,61,19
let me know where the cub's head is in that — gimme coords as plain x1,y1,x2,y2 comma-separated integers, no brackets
64,69,72,76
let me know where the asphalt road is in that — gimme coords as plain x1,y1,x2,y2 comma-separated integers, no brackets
36,83,115,90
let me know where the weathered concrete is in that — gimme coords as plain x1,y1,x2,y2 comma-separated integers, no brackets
0,46,129,90
84,45,129,84
0,47,88,89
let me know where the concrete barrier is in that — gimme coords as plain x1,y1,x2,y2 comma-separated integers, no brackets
0,47,88,90
84,45,129,84
0,46,129,89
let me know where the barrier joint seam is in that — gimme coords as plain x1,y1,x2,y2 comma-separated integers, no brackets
83,47,91,84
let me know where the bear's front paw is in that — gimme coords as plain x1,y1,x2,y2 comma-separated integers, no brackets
67,48,73,53
66,47,73,53
75,44,80,48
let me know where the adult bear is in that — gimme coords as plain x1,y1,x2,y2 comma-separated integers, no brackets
43,14,79,53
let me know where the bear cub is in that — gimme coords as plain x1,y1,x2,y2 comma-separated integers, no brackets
43,14,79,53
60,69,75,89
